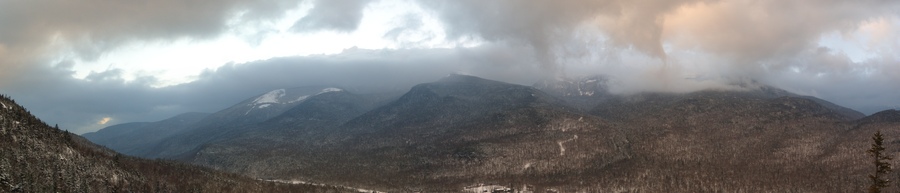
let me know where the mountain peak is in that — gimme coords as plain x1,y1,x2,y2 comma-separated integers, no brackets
413,74,539,100
437,73,490,83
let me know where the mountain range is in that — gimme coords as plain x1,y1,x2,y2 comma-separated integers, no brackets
0,94,359,192
77,74,900,192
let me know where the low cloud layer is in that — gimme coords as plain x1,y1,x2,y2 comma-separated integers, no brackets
1,0,899,133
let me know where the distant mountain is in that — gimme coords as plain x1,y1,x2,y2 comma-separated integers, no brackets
857,109,900,125
0,94,353,192
590,86,864,122
744,82,866,121
190,89,396,178
536,75,865,120
82,112,209,157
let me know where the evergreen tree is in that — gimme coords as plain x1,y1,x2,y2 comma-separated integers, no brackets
867,130,891,193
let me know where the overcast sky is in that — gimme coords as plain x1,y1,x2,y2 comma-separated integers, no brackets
1,0,899,134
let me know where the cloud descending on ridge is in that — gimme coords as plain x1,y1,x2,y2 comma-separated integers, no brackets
417,0,900,111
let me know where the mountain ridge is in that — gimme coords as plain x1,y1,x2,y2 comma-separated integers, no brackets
79,75,900,192
148,86,350,159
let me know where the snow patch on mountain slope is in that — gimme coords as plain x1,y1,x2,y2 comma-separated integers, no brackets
246,88,343,110
1,102,7,109
252,89,286,105
288,95,310,103
284,88,340,104
318,88,342,94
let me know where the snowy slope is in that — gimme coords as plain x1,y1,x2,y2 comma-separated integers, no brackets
145,86,349,158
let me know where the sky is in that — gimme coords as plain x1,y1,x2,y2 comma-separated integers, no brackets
1,0,899,134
